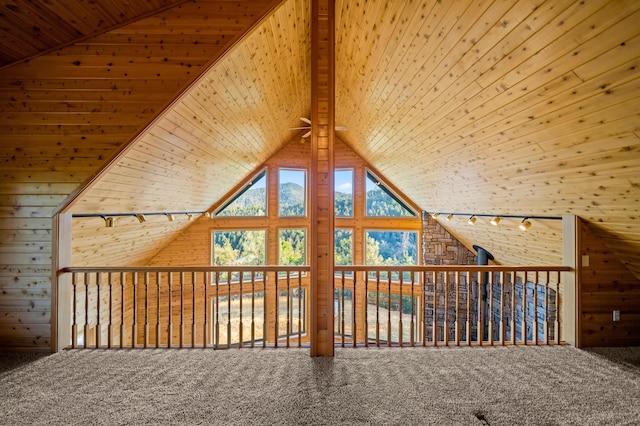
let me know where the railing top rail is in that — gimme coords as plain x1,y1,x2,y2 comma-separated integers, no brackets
334,265,572,272
59,265,571,274
59,265,311,274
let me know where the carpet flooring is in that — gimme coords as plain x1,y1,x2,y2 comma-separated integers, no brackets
1,346,639,425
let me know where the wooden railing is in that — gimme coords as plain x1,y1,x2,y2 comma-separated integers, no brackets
58,264,571,350
333,266,571,347
58,266,310,349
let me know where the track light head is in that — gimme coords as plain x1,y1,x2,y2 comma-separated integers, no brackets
446,213,453,221
431,212,439,219
519,218,532,231
166,213,174,221
204,211,211,218
468,216,477,225
490,216,501,226
136,213,146,223
103,216,115,228
187,213,193,221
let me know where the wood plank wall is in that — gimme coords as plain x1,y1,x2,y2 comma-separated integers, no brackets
0,0,284,351
578,218,640,347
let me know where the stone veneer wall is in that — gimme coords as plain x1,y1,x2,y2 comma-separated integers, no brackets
422,214,477,265
421,214,557,343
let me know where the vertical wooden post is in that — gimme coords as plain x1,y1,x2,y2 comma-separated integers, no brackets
310,0,335,357
562,214,579,346
52,212,73,352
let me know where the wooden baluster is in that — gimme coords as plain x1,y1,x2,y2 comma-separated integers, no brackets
298,272,302,348
364,272,369,348
422,271,427,347
132,273,138,348
555,271,560,344
522,271,527,345
239,272,244,348
454,271,460,346
433,271,438,346
387,271,391,347
477,274,483,345
544,271,549,345
465,271,473,346
180,272,185,349
341,271,345,347
96,273,102,348
488,271,494,345
410,272,415,347
120,272,126,348
443,272,449,346
156,272,161,348
286,271,290,349
192,271,197,348
274,270,279,348
263,270,267,349
215,272,220,349
511,271,516,345
204,271,209,349
144,272,149,348
107,272,113,349
227,270,231,349
375,271,380,347
500,271,506,346
533,271,539,345
352,271,357,348
71,273,77,349
399,272,404,347
168,272,173,348
251,271,255,348
84,273,90,348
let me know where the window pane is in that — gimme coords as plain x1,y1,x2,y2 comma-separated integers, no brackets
216,170,266,216
212,230,266,283
279,228,306,266
334,169,353,217
279,169,306,216
365,230,417,266
365,171,415,217
334,229,353,266
366,292,418,343
213,291,265,345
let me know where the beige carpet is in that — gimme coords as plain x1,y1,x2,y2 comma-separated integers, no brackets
1,346,639,425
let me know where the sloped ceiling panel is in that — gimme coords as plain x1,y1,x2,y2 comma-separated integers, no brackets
336,0,640,274
70,0,311,265
0,0,191,68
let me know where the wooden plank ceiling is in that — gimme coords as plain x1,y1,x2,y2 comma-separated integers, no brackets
2,0,640,276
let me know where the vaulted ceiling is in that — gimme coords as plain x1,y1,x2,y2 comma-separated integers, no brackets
1,0,639,276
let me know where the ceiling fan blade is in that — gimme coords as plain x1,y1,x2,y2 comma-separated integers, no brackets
302,130,311,138
300,117,312,125
335,125,347,131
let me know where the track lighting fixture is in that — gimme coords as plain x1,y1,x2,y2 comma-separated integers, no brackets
187,213,193,221
519,218,532,231
424,211,559,230
136,214,147,223
166,213,175,221
103,216,115,228
204,212,212,218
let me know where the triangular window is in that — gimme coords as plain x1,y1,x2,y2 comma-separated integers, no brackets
365,170,416,217
215,169,267,217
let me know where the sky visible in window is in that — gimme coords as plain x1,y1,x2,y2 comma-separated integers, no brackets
335,170,353,194
280,169,305,186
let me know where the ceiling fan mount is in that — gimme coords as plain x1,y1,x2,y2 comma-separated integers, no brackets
289,117,347,139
